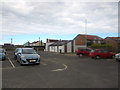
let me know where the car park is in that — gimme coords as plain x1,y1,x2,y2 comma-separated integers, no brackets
115,53,120,62
14,48,40,65
76,48,91,57
0,48,6,60
89,49,115,59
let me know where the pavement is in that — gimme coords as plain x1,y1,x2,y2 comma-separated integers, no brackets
2,50,118,88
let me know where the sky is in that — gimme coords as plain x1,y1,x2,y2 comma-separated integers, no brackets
0,0,119,45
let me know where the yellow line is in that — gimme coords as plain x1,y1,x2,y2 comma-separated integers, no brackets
8,57,15,68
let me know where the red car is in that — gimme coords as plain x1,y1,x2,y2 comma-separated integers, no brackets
76,48,91,57
89,49,115,59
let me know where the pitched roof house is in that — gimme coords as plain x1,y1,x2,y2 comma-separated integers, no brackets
103,37,120,52
73,34,103,52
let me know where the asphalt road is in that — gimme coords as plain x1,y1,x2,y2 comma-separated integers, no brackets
2,50,118,88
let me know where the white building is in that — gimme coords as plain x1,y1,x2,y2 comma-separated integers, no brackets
48,40,73,53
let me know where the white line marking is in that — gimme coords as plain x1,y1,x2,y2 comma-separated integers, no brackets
8,57,15,68
52,64,67,72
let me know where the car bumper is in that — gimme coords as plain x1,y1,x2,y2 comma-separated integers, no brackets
115,57,120,61
21,58,40,65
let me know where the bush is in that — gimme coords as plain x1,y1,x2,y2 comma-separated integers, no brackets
91,44,114,52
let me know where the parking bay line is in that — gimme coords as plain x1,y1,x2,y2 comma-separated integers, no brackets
8,57,15,68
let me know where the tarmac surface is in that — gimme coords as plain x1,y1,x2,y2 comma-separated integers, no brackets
2,50,118,88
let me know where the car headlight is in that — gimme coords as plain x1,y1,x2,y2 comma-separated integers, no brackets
38,55,40,58
21,56,25,58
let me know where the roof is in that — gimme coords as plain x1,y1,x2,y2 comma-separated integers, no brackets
106,37,120,41
49,40,72,46
74,34,103,40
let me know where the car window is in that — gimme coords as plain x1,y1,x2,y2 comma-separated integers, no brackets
22,49,37,54
18,49,22,53
15,49,19,53
97,50,102,53
81,49,86,51
86,49,91,51
103,50,108,53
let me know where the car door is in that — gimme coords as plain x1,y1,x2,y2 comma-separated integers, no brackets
86,49,91,55
102,50,108,58
17,49,22,62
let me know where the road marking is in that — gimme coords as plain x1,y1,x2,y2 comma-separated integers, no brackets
41,62,47,66
52,64,67,72
8,57,15,68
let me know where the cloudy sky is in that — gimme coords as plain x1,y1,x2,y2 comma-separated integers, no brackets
1,1,118,44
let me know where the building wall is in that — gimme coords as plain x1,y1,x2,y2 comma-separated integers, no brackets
75,35,86,45
45,42,54,51
104,38,118,51
67,42,72,53
59,45,65,53
49,46,65,53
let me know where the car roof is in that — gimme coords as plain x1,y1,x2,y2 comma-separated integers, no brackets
21,48,34,49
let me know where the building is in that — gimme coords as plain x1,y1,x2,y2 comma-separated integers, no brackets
73,34,103,52
45,39,59,51
48,40,73,53
30,40,45,46
46,34,103,53
103,37,120,52
24,41,30,47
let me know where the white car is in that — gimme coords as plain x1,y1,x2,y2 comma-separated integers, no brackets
115,53,120,62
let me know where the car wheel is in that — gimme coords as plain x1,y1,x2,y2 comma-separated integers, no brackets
96,55,100,59
111,55,115,59
79,53,83,57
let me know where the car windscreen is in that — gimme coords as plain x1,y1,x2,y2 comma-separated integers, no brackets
22,49,37,54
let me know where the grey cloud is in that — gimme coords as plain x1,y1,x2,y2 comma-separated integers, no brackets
1,2,118,35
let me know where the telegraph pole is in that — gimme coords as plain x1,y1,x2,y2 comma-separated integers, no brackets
39,37,40,46
85,19,87,48
11,38,13,44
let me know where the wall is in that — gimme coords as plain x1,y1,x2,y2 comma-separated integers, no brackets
45,42,54,51
59,45,65,53
67,42,72,53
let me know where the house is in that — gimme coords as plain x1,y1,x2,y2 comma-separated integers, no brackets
45,39,59,51
48,40,73,53
24,41,30,47
30,40,45,46
103,37,120,52
73,34,103,52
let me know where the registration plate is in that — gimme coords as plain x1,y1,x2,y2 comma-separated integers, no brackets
29,60,36,62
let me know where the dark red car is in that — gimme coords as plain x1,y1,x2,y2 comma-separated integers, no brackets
76,48,91,57
89,49,115,59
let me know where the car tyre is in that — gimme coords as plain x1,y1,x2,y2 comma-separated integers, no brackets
96,55,100,59
111,55,115,59
79,53,83,57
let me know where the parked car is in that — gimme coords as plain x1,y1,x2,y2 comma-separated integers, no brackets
0,48,6,60
89,49,115,59
14,48,21,60
115,53,120,62
14,48,40,65
76,48,91,57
